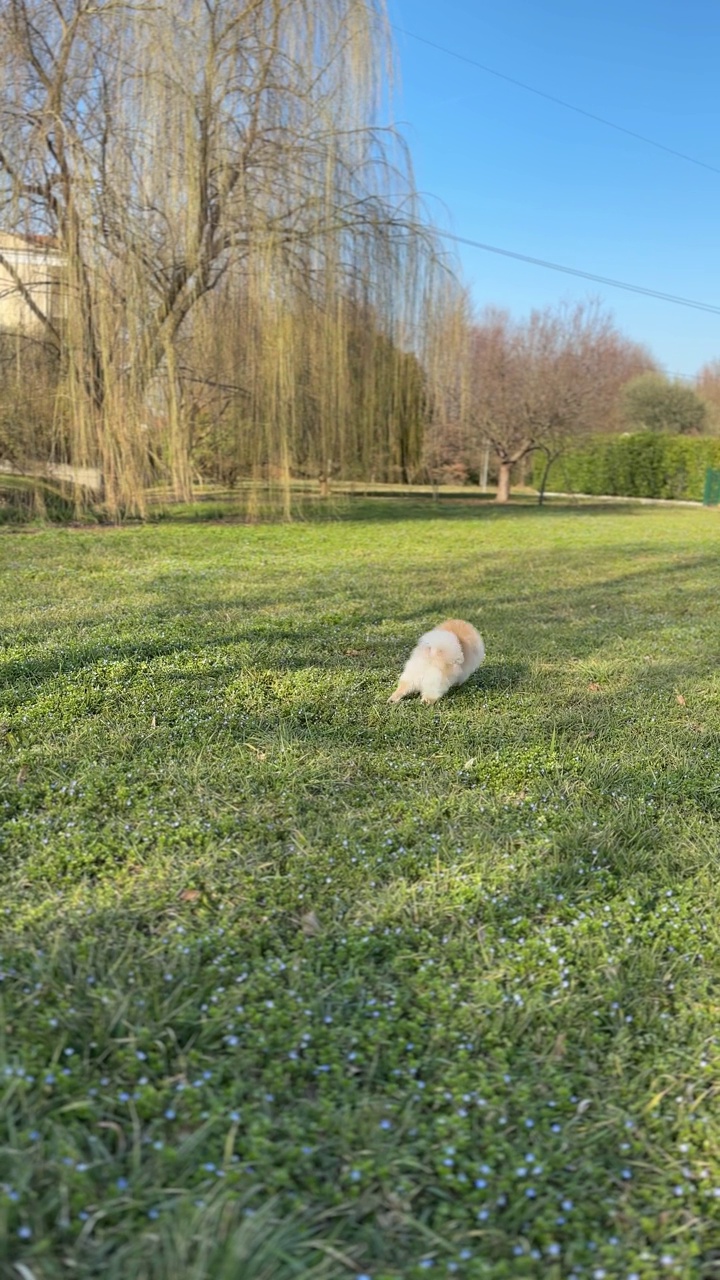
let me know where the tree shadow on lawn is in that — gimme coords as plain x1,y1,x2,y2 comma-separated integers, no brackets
325,495,680,523
3,538,717,705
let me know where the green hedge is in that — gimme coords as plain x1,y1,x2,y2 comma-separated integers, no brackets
534,433,720,500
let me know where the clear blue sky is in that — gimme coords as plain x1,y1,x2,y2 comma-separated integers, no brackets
387,0,720,378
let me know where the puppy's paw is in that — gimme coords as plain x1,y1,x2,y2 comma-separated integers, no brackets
420,694,439,705
388,682,410,703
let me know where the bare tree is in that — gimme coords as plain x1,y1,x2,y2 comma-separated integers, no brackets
0,0,446,514
696,361,720,435
466,302,654,502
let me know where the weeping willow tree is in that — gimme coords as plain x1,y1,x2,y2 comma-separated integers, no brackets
420,280,476,486
0,0,452,515
182,264,429,496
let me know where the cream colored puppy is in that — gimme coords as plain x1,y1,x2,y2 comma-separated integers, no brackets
388,619,485,705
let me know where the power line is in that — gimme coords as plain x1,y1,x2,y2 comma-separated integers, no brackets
438,230,720,316
393,24,720,179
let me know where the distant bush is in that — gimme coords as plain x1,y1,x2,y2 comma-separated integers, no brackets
621,373,707,435
533,432,720,500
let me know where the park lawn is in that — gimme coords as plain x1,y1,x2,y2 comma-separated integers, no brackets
1,499,720,1279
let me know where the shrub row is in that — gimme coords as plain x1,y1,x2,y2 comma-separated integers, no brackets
534,432,720,501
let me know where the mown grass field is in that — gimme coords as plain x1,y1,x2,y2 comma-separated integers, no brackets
1,500,720,1279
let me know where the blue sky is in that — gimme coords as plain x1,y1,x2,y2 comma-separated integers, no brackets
387,0,720,376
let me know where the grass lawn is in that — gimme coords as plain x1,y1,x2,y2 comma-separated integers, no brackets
1,500,720,1279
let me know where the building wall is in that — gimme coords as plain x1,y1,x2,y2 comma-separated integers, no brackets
0,232,65,332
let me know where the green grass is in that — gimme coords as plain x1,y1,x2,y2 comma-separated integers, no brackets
1,500,720,1279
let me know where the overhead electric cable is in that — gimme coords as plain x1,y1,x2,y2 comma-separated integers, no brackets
437,231,720,316
393,25,720,178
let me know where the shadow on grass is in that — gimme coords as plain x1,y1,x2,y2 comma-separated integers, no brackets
2,544,718,693
147,492,681,526
300,496,677,525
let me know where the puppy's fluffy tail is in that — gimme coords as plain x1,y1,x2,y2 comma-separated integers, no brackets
437,619,485,675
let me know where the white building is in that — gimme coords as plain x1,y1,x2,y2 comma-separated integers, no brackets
0,231,65,332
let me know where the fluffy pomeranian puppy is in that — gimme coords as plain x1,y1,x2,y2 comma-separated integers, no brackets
388,619,485,705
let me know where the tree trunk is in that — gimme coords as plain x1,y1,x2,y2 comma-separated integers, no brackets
479,443,490,491
537,453,554,505
496,460,511,503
